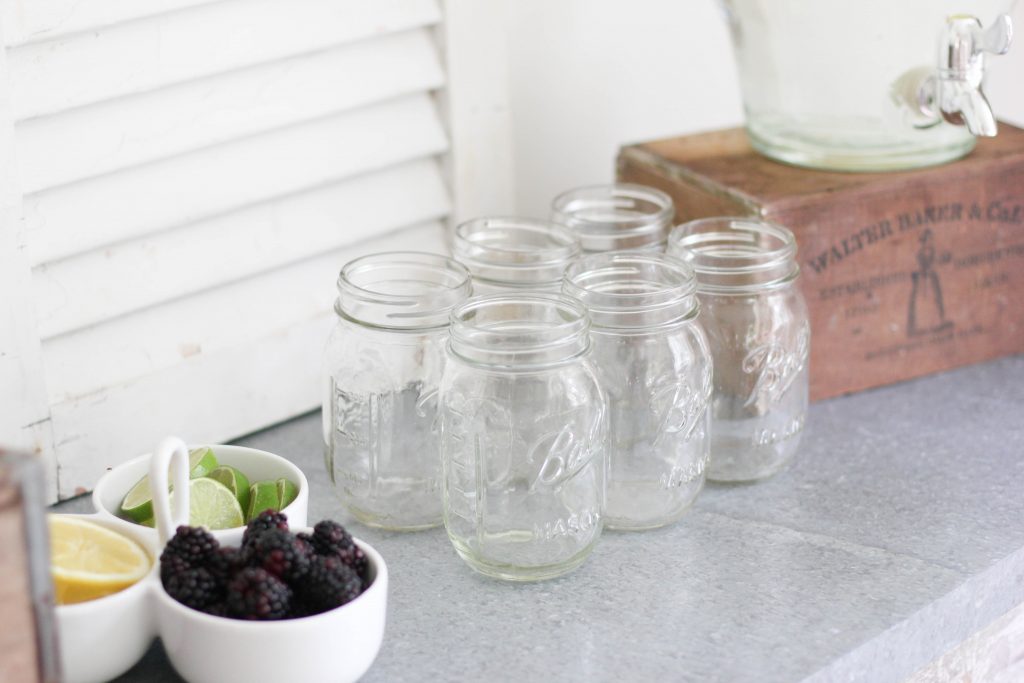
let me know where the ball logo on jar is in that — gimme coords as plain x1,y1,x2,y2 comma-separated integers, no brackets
650,370,712,447
528,408,604,490
444,392,603,490
741,324,810,407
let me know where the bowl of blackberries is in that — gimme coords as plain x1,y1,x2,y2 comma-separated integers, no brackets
153,511,388,683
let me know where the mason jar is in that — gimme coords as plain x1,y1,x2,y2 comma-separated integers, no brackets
440,293,607,581
551,184,674,253
453,217,581,294
563,252,712,530
323,252,472,530
667,218,810,482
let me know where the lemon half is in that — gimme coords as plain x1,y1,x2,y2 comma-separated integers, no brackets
49,515,151,605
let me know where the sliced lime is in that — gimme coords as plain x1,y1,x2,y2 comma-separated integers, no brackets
119,447,219,523
176,478,245,530
186,447,219,479
245,481,281,522
276,478,298,510
207,466,251,515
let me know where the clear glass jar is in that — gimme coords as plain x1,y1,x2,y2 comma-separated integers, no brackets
440,293,607,581
323,252,472,530
667,218,809,482
551,184,674,253
453,217,581,294
722,0,1015,171
563,253,712,530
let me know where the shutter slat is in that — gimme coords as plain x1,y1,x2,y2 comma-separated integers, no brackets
17,28,444,193
43,218,447,405
2,0,222,47
9,0,442,120
34,159,449,342
50,221,447,497
26,93,448,266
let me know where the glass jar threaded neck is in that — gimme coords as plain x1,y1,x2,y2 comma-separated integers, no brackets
667,217,800,294
336,251,472,330
551,184,674,253
453,217,581,290
562,252,699,330
448,293,591,370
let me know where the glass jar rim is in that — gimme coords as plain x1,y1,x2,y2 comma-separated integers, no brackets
667,217,799,293
449,293,591,370
336,251,472,330
551,183,674,252
562,251,698,330
454,217,581,285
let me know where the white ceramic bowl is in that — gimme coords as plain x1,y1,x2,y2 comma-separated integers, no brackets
155,533,388,683
54,516,159,683
92,444,309,542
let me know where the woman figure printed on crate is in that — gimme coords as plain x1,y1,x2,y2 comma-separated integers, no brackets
908,228,953,336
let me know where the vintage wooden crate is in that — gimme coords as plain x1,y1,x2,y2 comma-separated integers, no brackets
618,124,1024,400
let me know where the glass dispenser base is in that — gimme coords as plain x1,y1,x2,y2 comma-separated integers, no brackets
746,121,978,173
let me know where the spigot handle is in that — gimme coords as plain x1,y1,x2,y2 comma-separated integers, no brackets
918,13,1015,137
981,14,1013,55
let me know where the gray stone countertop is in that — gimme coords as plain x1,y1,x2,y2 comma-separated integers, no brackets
55,356,1024,682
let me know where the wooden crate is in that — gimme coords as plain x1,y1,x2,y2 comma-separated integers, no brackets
618,125,1024,400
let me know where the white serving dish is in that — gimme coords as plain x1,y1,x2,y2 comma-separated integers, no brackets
53,516,159,683
91,442,309,542
56,437,386,683
155,534,388,683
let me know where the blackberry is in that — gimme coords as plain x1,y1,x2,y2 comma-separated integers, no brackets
160,526,219,582
210,547,245,583
309,520,368,584
244,528,311,582
297,555,362,614
226,568,292,620
295,531,315,554
164,567,222,611
296,532,315,552
309,520,349,551
241,510,290,551
159,553,190,585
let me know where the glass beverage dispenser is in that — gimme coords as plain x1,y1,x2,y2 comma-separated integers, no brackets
721,0,1017,171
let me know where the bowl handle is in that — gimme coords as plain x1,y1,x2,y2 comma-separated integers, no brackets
149,437,191,548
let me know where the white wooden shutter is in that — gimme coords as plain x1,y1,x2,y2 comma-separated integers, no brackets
0,0,453,499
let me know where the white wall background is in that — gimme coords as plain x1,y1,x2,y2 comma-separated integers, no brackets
987,1,1024,125
492,0,1024,218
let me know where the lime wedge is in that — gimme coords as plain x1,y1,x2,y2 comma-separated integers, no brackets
277,478,298,510
245,481,281,522
207,466,251,515
119,447,219,523
175,478,245,530
185,447,219,479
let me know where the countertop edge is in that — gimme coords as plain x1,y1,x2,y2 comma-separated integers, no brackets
806,544,1024,682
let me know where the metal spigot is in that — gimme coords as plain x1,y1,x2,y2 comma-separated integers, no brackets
918,14,1013,137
